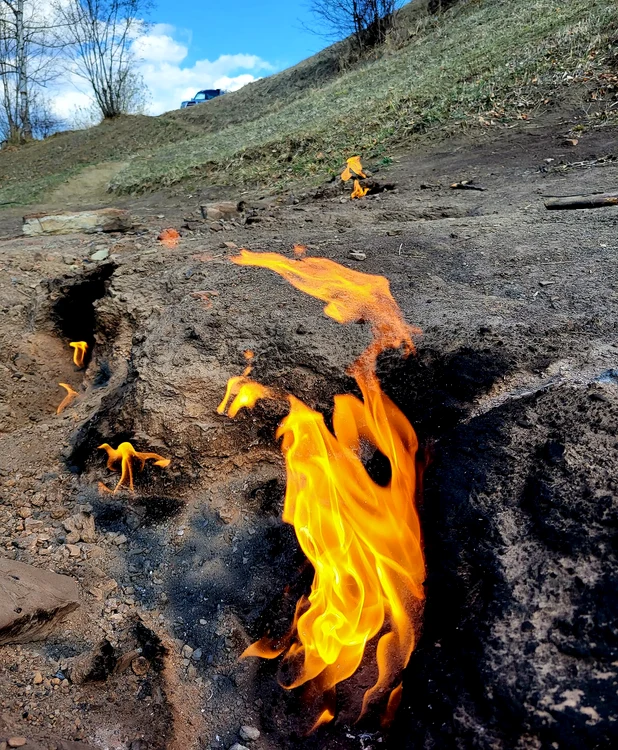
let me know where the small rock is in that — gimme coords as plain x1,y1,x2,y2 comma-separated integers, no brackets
8,740,27,748
18,507,32,519
348,251,367,261
191,648,202,661
181,644,193,658
33,670,43,684
239,726,260,741
223,241,238,249
66,543,81,557
131,656,150,676
200,201,240,222
90,248,110,261
229,745,250,750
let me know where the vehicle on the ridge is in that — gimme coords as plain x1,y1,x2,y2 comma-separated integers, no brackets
180,89,224,108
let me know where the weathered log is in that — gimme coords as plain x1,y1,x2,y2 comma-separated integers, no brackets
0,558,79,645
22,208,132,236
544,191,618,210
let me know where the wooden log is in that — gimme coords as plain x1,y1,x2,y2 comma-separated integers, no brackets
544,191,618,210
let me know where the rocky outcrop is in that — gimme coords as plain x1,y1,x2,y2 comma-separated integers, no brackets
0,559,79,645
22,208,132,236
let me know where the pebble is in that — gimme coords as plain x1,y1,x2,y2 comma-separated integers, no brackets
239,725,260,741
191,648,202,661
8,740,27,749
90,248,110,261
131,656,150,676
347,251,367,261
181,644,193,658
33,670,43,684
229,745,249,750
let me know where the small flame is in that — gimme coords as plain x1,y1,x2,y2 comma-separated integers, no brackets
158,228,180,248
341,156,366,182
56,383,78,414
382,682,403,727
309,708,335,733
98,441,171,493
220,250,425,728
70,341,88,368
351,179,370,200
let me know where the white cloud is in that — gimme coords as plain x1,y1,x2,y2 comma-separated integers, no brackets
47,23,275,121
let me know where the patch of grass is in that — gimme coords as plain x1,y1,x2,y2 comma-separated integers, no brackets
0,167,90,205
1,0,616,204
109,0,618,195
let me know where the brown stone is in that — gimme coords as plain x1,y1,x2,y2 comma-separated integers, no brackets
23,208,133,236
0,558,79,645
131,656,150,676
7,740,27,748
63,512,96,544
200,201,240,222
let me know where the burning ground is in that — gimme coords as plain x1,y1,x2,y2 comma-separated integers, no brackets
1,122,618,749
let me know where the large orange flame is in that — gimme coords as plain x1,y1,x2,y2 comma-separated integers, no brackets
218,250,425,727
70,341,88,368
98,441,171,493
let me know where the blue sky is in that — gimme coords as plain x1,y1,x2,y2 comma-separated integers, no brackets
50,0,328,119
153,0,321,71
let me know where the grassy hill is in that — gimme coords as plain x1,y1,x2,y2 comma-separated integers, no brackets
1,0,617,205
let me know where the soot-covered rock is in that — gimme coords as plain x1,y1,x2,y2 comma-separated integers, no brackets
394,381,618,749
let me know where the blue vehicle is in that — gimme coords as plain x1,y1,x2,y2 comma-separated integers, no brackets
180,89,224,108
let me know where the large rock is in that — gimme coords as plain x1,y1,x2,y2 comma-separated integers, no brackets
22,208,132,236
0,559,79,645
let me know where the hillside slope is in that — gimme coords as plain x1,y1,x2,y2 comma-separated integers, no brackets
1,0,616,204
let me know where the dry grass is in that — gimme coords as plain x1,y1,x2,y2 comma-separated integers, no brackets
108,0,618,194
1,0,617,203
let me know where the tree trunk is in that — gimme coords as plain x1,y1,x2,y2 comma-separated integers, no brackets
16,0,31,141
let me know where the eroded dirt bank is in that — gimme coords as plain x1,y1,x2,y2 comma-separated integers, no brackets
1,123,618,749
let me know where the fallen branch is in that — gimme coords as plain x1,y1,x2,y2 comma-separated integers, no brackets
544,191,618,210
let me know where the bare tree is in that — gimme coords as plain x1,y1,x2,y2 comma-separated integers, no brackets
57,0,151,120
309,0,402,50
0,0,64,143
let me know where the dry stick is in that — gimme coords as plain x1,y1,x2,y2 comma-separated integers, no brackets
544,191,618,210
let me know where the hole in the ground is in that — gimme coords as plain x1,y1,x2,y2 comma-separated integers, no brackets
50,263,116,357
66,380,136,473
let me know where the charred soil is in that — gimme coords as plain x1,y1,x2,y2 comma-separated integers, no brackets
1,119,618,749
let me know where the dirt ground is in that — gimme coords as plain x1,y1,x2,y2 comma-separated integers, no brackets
1,117,618,750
